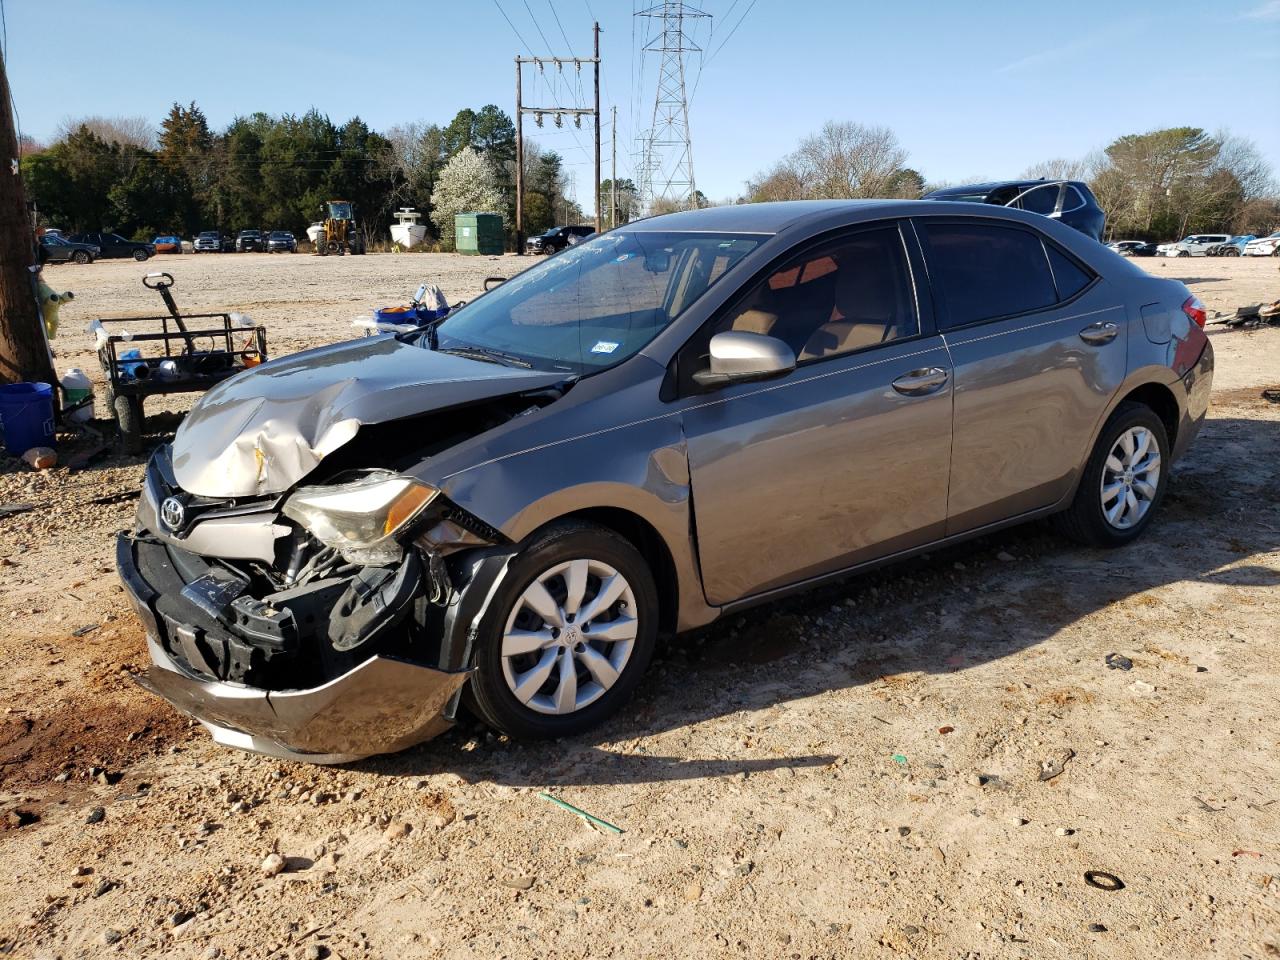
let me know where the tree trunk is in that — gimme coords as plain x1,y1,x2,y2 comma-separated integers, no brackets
0,52,55,390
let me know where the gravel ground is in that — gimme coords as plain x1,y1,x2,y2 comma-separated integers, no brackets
1,250,1278,959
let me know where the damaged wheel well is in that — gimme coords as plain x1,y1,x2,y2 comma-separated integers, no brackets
557,507,680,639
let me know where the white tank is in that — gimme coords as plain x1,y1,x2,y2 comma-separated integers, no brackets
60,368,94,422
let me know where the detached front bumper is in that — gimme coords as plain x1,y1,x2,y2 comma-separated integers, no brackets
117,532,473,763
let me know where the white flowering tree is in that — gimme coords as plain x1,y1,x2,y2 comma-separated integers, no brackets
430,146,505,249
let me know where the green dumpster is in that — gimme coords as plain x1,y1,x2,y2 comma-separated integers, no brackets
454,213,505,255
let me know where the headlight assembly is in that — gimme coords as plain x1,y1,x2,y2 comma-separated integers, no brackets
282,472,438,565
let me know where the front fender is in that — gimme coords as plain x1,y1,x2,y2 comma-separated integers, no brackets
437,412,718,632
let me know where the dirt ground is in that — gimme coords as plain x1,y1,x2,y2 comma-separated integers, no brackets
1,250,1278,960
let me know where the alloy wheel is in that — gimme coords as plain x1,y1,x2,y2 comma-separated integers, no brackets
1100,426,1161,529
500,558,638,716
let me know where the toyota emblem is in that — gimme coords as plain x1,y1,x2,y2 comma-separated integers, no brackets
160,496,186,530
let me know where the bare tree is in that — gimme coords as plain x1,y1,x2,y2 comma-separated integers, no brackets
746,121,911,202
792,122,908,199
54,114,156,150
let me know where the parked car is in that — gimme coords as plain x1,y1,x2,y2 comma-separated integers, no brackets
193,231,233,253
68,232,155,261
265,230,297,253
923,180,1106,242
525,224,596,255
1242,231,1280,257
1107,240,1158,257
152,235,183,254
1204,235,1254,257
236,229,265,252
1156,234,1232,257
122,200,1213,762
38,233,99,265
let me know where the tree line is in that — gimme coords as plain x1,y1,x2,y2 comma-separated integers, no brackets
744,122,1278,241
23,103,588,249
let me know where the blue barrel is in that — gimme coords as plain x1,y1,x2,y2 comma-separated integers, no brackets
0,382,56,456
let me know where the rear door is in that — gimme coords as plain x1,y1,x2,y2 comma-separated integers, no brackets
680,222,954,605
915,217,1127,535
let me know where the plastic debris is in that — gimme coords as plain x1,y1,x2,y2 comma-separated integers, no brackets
1084,870,1125,892
1104,653,1133,671
1038,748,1075,782
538,792,623,834
891,754,908,765
21,447,57,470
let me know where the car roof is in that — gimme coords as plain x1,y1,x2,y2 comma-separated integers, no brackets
627,199,912,235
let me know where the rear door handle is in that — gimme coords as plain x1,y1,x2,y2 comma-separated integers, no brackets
1079,321,1119,345
891,367,949,396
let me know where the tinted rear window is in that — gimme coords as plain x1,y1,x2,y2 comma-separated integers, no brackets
920,222,1057,329
1045,245,1093,300
1018,184,1059,215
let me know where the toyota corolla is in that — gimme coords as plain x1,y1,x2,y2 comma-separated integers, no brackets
120,200,1213,762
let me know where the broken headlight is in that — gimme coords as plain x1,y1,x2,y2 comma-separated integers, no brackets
282,472,438,565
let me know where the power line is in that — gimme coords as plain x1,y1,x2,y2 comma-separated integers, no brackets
521,0,557,55
548,0,575,54
492,0,536,54
690,0,755,103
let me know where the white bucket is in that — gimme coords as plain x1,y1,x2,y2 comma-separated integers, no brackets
60,368,94,422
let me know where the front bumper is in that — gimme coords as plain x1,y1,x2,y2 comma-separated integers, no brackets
117,531,474,762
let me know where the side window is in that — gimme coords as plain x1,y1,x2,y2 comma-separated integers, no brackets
920,221,1058,329
1062,185,1087,212
1019,184,1060,216
1045,244,1094,300
718,225,918,362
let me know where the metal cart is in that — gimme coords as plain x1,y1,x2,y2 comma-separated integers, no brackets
96,273,268,453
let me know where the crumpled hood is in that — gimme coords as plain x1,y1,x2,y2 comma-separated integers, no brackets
171,336,566,498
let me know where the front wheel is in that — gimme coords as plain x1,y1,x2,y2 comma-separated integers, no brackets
1054,402,1169,547
1177,250,1190,257
72,250,90,265
133,249,149,262
465,522,659,739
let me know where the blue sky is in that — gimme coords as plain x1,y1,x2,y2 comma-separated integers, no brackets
8,0,1279,209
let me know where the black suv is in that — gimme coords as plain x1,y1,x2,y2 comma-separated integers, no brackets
235,229,265,252
525,224,595,255
265,231,297,253
923,180,1105,242
67,232,155,261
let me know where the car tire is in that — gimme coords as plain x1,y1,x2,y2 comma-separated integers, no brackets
133,249,149,262
1054,401,1169,548
72,250,90,265
1177,250,1190,257
465,521,659,740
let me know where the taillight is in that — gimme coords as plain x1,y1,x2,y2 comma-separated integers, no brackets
1182,295,1207,328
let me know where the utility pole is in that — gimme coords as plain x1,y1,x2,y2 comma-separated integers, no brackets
0,52,55,390
637,2,709,212
610,105,618,229
512,27,601,251
593,22,601,234
515,57,524,254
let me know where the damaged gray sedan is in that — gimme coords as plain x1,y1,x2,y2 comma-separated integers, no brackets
120,200,1213,761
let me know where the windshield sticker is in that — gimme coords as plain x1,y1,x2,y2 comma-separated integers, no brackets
590,340,621,354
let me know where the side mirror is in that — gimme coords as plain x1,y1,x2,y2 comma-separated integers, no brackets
692,331,795,388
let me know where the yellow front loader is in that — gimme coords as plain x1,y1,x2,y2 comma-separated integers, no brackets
314,200,366,256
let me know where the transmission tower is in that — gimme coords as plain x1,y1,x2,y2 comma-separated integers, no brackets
636,2,710,212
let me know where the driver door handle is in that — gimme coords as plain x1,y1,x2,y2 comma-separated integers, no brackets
891,367,949,396
1079,320,1119,345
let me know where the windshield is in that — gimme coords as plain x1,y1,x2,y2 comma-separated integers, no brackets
328,202,353,219
433,230,762,375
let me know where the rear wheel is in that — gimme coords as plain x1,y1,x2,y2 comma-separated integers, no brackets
1054,402,1169,547
466,521,659,739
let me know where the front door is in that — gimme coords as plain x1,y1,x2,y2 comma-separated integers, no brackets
914,217,1128,534
680,223,954,607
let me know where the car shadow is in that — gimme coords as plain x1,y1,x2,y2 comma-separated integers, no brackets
355,411,1280,787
